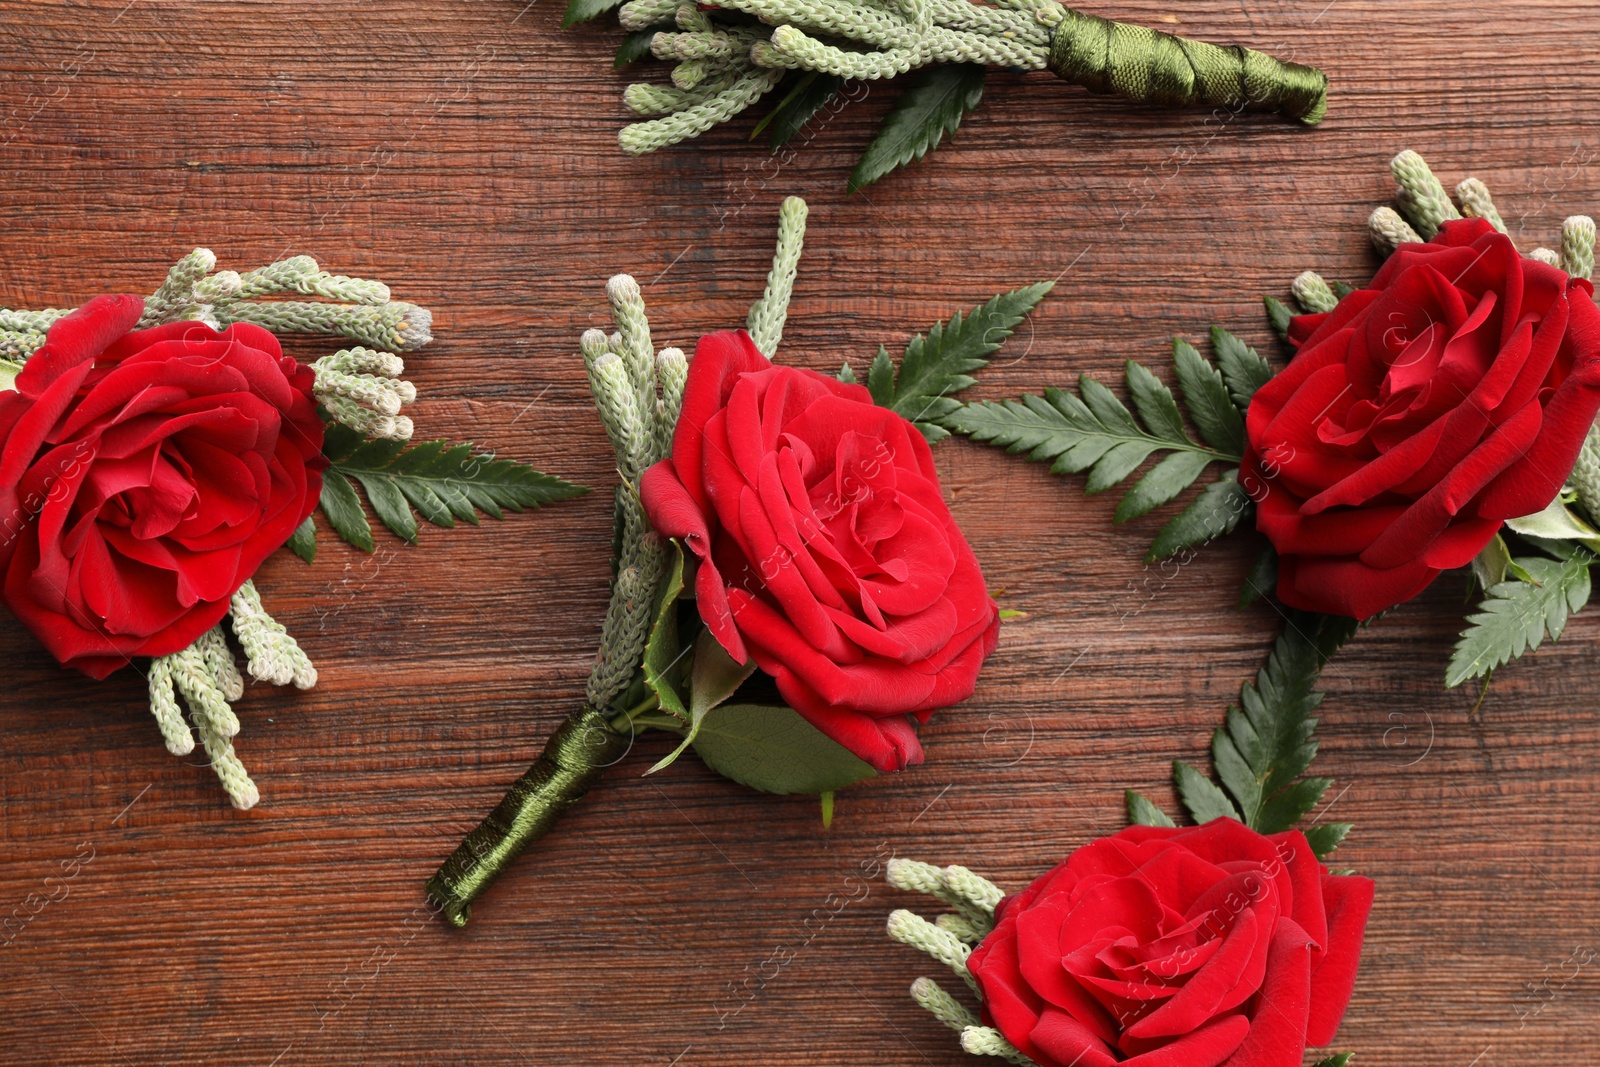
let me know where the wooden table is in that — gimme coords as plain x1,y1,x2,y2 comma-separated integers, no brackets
1,1,1596,1063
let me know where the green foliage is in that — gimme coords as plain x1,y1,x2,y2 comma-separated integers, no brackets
754,71,845,149
848,64,985,193
1171,612,1357,859
691,704,878,794
947,332,1258,559
1239,545,1278,609
1304,822,1353,858
563,0,624,28
286,516,317,564
1264,295,1293,343
651,626,757,775
1146,472,1251,563
641,543,689,724
1173,760,1240,824
1446,552,1594,687
1123,614,1358,856
318,464,373,553
1171,339,1245,457
1312,1055,1354,1067
318,423,587,550
1209,326,1273,413
1126,789,1177,828
615,28,663,68
867,281,1053,441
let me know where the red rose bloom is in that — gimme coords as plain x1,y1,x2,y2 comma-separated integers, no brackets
0,295,326,678
640,329,1000,772
967,820,1374,1067
1242,217,1600,619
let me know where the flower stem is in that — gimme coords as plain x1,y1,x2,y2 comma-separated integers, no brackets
424,704,632,927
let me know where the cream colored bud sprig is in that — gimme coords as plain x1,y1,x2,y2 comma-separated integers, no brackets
0,248,433,364
312,346,418,441
885,858,1039,1066
147,580,317,810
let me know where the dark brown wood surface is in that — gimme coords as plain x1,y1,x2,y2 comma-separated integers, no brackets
2,1,1598,1063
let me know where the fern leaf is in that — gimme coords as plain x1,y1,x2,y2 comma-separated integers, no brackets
947,363,1239,554
868,281,1053,440
848,64,985,192
1126,789,1177,828
319,428,587,550
1210,326,1273,414
1207,612,1356,834
1446,553,1593,687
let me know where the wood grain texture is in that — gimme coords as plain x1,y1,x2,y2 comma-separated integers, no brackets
2,1,1599,1063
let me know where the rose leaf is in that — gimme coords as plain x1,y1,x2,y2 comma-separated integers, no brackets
691,704,878,795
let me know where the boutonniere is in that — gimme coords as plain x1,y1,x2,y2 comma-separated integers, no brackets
939,150,1600,692
427,198,1048,924
887,613,1374,1067
0,251,584,807
586,0,1327,189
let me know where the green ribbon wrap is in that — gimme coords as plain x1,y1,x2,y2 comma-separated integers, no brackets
425,705,631,927
1047,8,1328,125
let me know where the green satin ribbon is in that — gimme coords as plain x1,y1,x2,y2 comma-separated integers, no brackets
1047,9,1328,125
424,705,631,927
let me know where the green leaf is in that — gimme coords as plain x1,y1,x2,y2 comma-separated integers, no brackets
562,0,623,27
869,281,1053,440
650,625,757,774
1471,533,1512,591
947,346,1242,558
285,516,317,564
1207,612,1355,833
318,470,373,553
1210,326,1274,414
614,28,663,68
1504,497,1600,553
848,63,984,193
1304,822,1353,860
1264,295,1293,344
1171,339,1245,456
1446,553,1594,687
1312,1055,1354,1067
1115,452,1214,524
836,360,857,384
1126,790,1177,828
641,543,689,731
867,345,897,408
692,704,879,794
820,790,835,828
328,438,587,545
1239,544,1278,609
754,71,845,149
1331,281,1355,299
1147,470,1251,561
1173,760,1241,825
1257,776,1332,835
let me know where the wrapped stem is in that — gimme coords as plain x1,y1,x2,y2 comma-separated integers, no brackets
426,203,807,926
1043,8,1327,124
424,706,632,926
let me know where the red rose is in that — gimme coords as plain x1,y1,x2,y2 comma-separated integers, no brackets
0,295,326,678
967,820,1374,1067
1243,217,1600,619
640,329,1000,772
